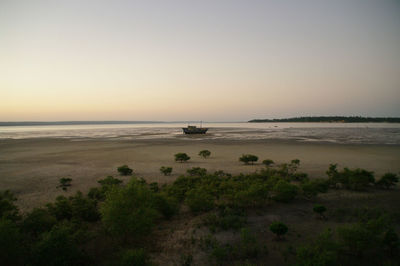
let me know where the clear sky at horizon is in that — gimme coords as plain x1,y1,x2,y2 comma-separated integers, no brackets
1,0,399,121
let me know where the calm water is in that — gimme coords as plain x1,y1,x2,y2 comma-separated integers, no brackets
0,122,399,144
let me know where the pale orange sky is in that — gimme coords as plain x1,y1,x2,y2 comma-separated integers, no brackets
1,0,399,121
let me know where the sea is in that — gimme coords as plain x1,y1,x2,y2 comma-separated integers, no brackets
0,122,399,145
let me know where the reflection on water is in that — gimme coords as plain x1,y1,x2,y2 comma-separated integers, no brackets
0,122,399,145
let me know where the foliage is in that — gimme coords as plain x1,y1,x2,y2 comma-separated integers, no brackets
98,176,123,186
313,204,327,219
0,190,20,221
174,153,191,162
375,173,399,189
187,167,207,176
199,149,211,158
301,179,329,199
269,221,288,239
160,166,173,176
58,178,72,191
262,159,274,167
100,178,160,239
185,189,214,213
117,165,133,176
326,165,375,190
47,196,73,221
203,206,247,232
239,154,258,165
272,180,298,202
118,248,150,266
22,208,57,236
0,218,23,266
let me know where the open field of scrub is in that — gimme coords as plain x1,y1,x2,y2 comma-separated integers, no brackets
1,138,399,211
1,155,399,265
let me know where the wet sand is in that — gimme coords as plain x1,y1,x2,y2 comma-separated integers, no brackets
1,138,399,211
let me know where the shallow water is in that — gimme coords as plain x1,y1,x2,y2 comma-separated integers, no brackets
0,122,399,145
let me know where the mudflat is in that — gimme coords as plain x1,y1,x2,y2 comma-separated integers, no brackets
1,138,399,211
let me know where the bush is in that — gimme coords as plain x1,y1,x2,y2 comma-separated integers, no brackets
185,189,214,213
301,179,329,199
272,180,298,203
262,159,274,167
269,221,288,240
376,173,399,189
0,190,19,221
239,154,258,165
117,165,133,176
199,150,211,158
70,191,100,222
118,248,150,266
98,176,123,186
0,218,23,266
345,168,375,190
100,179,160,239
187,167,207,176
47,196,73,221
160,166,173,176
57,178,72,191
22,208,57,236
175,153,191,163
313,204,327,219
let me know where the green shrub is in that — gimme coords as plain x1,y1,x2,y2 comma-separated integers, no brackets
98,176,123,186
118,248,149,266
47,196,73,221
269,221,288,240
100,179,159,239
152,194,178,219
87,187,105,201
70,191,100,222
313,204,327,219
185,189,214,213
174,153,190,162
187,167,207,176
199,150,211,158
345,168,375,190
117,165,133,176
160,166,173,176
239,154,258,165
22,208,57,236
0,190,19,221
288,159,300,174
301,179,328,199
272,180,298,203
58,178,72,191
376,173,399,189
232,228,262,259
0,218,23,266
262,159,274,167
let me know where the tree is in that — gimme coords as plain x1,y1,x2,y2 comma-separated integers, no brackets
262,159,274,167
57,178,72,191
239,154,258,165
187,167,207,176
185,189,214,213
160,166,173,176
313,204,327,219
0,218,23,266
199,150,211,158
376,173,399,189
22,208,57,236
269,221,288,240
175,153,190,163
0,190,19,221
117,165,133,176
272,180,298,203
98,176,123,186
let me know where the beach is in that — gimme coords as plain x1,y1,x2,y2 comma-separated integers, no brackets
1,137,399,211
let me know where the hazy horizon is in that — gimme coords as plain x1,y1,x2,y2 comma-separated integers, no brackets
1,0,400,121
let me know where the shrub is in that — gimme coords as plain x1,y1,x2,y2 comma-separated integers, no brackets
100,179,159,239
160,166,173,176
175,153,191,163
32,223,87,266
22,208,57,236
0,190,19,221
239,154,258,165
70,191,100,222
313,204,327,219
199,150,211,158
185,189,214,213
152,194,178,219
376,173,399,189
301,179,328,199
117,165,133,176
46,196,73,221
0,218,23,266
232,228,262,259
270,221,288,240
262,159,274,167
187,167,207,176
272,180,298,203
288,159,300,174
345,168,375,190
98,176,123,186
118,248,150,266
58,178,72,191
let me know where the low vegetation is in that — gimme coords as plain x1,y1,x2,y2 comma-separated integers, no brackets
160,166,173,176
174,153,191,163
117,165,133,176
199,149,211,158
57,178,72,191
0,160,398,265
239,154,258,165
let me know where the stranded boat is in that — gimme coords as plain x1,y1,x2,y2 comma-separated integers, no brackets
182,122,208,134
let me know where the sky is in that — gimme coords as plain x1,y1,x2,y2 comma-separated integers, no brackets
1,0,399,122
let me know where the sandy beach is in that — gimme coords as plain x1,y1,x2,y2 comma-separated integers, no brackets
0,138,399,211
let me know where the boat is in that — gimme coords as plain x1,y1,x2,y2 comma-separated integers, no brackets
182,122,208,134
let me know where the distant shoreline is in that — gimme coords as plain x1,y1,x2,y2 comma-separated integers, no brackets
249,116,400,123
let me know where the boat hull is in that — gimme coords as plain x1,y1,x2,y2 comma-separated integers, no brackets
182,128,208,134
